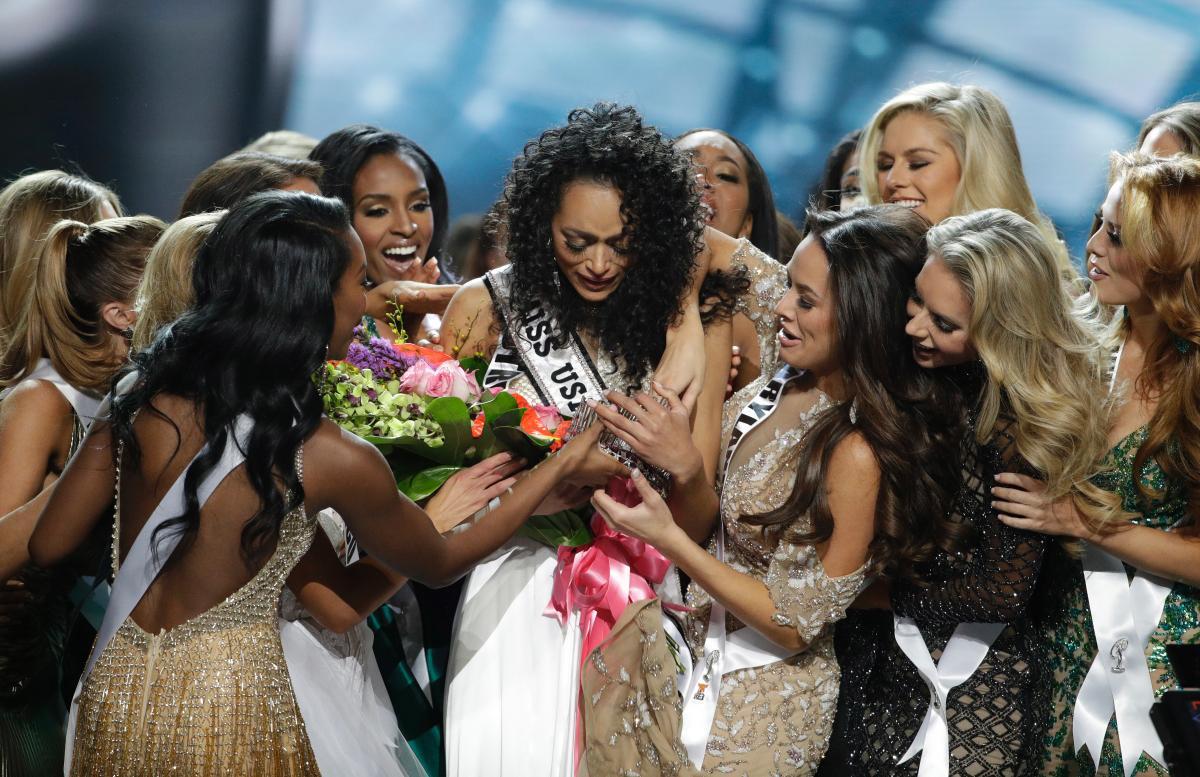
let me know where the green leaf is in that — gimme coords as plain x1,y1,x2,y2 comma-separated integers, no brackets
415,397,472,465
460,355,489,386
516,510,593,548
396,465,461,501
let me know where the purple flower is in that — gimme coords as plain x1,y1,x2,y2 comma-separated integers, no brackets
344,337,411,379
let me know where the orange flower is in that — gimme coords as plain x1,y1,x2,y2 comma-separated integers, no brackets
470,413,485,439
393,342,453,365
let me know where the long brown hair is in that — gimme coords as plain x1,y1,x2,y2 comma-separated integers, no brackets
0,216,164,394
1107,152,1200,526
746,205,966,580
0,170,122,340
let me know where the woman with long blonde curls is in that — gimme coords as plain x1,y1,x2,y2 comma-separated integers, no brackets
834,208,1115,776
998,153,1200,777
130,211,222,351
858,82,1078,285
0,170,122,340
0,215,162,776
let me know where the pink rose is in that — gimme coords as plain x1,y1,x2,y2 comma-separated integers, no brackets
398,359,436,395
435,361,481,402
532,404,562,430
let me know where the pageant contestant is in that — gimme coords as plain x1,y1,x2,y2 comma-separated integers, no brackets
673,128,786,390
310,125,455,345
585,205,963,775
858,81,1077,284
0,215,162,774
0,170,121,343
438,103,733,777
840,209,1116,776
28,192,619,776
998,154,1200,777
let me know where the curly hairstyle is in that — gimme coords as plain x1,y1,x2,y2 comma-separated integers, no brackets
1102,152,1200,528
746,205,966,581
501,103,704,387
110,191,353,566
674,128,780,260
927,208,1122,529
308,124,449,268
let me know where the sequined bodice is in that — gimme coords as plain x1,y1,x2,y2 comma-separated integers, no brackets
71,449,320,776
1095,424,1189,531
715,373,833,569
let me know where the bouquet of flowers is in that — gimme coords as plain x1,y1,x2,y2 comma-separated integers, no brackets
317,329,588,545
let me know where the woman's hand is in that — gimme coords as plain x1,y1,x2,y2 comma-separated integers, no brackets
556,421,629,488
591,382,702,481
591,468,684,551
992,472,1090,539
425,452,525,533
655,300,706,411
366,279,459,321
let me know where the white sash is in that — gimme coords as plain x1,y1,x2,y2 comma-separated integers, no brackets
1071,337,1170,775
65,415,254,772
894,618,1006,776
679,367,802,767
0,358,104,433
482,266,609,415
1073,544,1171,774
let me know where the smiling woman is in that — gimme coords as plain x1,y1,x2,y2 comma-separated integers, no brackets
310,125,455,344
858,82,1078,285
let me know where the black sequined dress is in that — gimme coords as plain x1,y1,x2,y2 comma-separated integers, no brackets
828,417,1051,776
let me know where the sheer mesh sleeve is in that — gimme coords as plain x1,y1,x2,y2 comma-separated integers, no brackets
764,536,866,644
729,239,787,357
891,422,1048,626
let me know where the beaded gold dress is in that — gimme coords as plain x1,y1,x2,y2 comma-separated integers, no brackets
69,450,321,777
581,370,867,777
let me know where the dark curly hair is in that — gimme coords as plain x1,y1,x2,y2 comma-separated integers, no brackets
500,103,704,387
110,191,353,567
746,205,967,581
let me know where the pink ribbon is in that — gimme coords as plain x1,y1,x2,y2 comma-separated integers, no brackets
544,475,674,773
545,477,672,665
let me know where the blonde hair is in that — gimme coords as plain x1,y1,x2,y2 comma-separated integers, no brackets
240,129,319,160
927,208,1121,526
132,211,222,351
1136,101,1200,155
860,82,1077,284
0,170,122,340
0,216,165,394
1110,152,1200,525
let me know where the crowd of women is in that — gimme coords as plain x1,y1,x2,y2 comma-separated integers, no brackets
0,79,1197,777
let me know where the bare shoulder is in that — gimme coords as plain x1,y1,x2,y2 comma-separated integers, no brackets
442,276,498,357
828,430,881,484
0,379,71,424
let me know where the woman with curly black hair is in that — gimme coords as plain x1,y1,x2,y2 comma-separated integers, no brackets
438,103,734,777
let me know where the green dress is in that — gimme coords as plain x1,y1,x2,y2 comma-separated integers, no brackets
1033,426,1196,776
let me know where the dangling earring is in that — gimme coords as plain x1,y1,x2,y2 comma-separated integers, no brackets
1174,334,1193,355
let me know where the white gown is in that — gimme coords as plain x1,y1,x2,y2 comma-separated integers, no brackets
280,510,429,777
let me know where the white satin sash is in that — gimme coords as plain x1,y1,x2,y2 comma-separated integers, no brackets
679,367,803,767
482,265,607,415
679,517,797,767
1072,545,1170,775
893,617,1005,777
1068,336,1170,776
0,358,104,430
